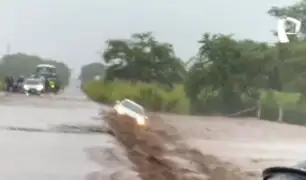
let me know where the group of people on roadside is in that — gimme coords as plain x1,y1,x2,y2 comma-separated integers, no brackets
4,75,25,92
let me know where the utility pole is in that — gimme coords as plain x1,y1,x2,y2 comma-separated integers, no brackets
6,44,10,55
275,17,301,122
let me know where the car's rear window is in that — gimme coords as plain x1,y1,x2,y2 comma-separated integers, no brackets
121,100,144,115
25,79,41,85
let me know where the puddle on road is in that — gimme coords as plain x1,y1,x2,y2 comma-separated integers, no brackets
0,88,134,180
0,122,132,180
0,124,114,135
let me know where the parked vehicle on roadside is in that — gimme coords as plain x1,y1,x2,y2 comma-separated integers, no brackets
23,78,45,96
35,64,61,94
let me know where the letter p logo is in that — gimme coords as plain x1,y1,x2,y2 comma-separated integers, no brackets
277,17,301,43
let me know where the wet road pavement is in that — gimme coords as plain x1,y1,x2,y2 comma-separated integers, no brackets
0,83,119,180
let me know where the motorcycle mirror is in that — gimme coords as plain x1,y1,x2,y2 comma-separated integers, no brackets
263,166,306,180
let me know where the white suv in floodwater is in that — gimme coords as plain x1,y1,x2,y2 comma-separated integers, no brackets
113,99,148,126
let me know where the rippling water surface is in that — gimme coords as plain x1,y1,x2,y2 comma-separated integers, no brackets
0,80,127,180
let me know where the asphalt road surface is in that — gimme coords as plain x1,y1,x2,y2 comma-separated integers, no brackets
0,81,123,180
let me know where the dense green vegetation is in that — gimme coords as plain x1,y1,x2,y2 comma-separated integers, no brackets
0,53,71,87
79,62,105,85
81,0,306,124
83,81,189,114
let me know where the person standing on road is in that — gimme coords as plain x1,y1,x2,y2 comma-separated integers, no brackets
4,76,14,92
4,76,10,91
44,78,49,91
49,80,55,88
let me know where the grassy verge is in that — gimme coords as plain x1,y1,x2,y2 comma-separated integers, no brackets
84,80,306,125
83,81,190,114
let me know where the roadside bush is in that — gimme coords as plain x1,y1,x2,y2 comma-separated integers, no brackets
260,91,306,125
260,104,306,125
83,81,190,114
83,80,306,124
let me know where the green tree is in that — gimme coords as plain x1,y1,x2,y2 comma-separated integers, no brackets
0,53,42,77
102,32,186,87
267,0,306,98
268,0,306,35
0,53,71,87
79,62,105,84
185,33,270,114
279,42,306,95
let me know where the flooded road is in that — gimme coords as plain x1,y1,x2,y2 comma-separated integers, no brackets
0,83,121,180
162,115,306,177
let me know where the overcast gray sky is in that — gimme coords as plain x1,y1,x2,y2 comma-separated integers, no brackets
0,0,300,74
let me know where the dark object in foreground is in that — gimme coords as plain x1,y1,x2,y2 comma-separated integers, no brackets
263,161,306,180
